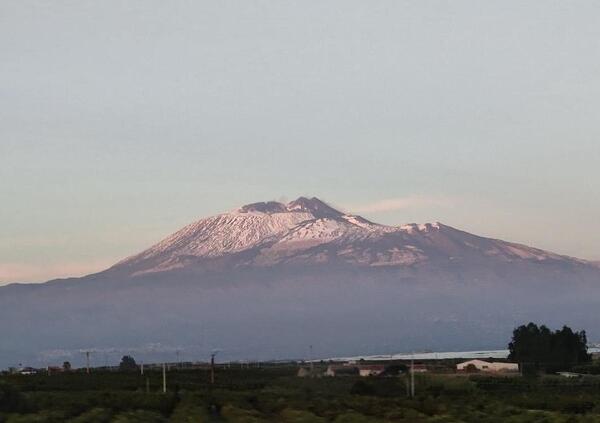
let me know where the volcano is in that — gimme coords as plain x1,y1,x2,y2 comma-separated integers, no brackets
1,197,599,367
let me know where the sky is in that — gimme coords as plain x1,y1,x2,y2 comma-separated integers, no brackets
1,1,600,283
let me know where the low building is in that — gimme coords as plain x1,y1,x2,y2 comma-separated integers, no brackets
297,367,311,377
411,364,428,373
18,367,38,375
325,365,359,377
358,365,385,377
46,366,63,374
457,359,518,373
557,372,582,378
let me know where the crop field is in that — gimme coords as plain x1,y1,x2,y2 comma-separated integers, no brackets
2,364,600,422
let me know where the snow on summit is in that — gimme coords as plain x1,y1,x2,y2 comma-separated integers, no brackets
113,197,585,276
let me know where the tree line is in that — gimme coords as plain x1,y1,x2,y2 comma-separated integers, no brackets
508,322,591,374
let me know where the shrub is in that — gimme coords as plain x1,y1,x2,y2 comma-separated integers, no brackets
0,383,28,413
350,381,375,396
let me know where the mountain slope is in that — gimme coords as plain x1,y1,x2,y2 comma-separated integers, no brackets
1,197,599,368
113,197,583,276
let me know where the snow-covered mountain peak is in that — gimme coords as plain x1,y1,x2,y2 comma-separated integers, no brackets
400,222,444,233
237,201,288,214
233,197,342,218
115,197,378,273
112,197,587,276
286,197,343,218
340,214,383,230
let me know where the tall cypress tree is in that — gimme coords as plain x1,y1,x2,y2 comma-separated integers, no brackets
508,323,591,373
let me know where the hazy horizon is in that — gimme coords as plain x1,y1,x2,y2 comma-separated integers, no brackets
3,1,600,283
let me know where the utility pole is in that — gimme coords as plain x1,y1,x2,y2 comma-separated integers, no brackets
410,356,415,398
309,345,314,375
210,353,216,385
162,363,166,393
140,361,144,376
85,351,91,374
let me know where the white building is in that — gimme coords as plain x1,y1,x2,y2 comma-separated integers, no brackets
456,359,518,373
325,365,359,377
557,372,581,378
357,365,386,377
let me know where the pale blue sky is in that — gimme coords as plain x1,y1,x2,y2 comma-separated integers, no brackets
2,1,600,283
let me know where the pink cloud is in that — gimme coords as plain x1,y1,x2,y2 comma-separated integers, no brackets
348,196,451,214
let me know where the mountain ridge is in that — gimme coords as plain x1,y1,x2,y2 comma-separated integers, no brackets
111,196,589,278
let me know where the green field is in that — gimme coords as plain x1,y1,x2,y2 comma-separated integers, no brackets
2,364,600,422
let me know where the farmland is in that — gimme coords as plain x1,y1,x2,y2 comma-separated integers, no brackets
2,361,600,422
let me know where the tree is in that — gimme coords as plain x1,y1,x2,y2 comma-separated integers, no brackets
119,355,138,371
62,361,71,372
350,380,374,396
508,323,591,373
